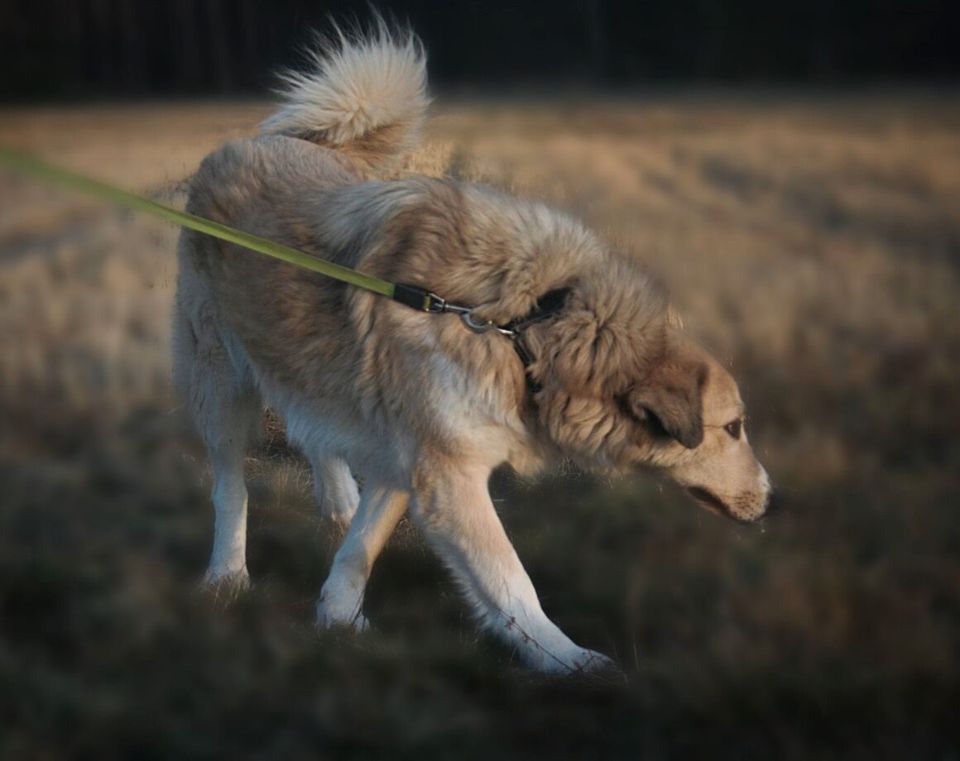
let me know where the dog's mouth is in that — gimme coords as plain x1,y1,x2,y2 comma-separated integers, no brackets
685,486,746,523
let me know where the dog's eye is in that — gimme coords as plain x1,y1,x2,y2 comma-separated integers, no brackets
724,419,742,439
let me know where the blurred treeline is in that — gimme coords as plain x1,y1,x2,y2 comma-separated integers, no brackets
2,0,959,100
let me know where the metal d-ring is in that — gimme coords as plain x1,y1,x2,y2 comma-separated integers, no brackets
460,311,493,333
461,311,517,337
440,301,516,337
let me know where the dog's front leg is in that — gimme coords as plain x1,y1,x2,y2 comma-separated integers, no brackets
316,486,409,631
412,462,615,674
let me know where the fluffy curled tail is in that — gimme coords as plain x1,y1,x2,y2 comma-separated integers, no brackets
260,22,428,176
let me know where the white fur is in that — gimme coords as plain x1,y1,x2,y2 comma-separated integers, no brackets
317,487,409,630
409,463,614,673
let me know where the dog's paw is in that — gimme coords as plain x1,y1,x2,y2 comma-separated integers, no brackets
317,487,360,528
200,566,251,602
314,460,361,528
315,594,369,633
320,498,359,530
541,646,622,681
566,648,622,678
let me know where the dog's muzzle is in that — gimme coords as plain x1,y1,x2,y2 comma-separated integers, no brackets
685,486,775,523
685,486,736,519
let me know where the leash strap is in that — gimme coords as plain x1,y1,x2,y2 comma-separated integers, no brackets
0,147,448,311
0,147,568,389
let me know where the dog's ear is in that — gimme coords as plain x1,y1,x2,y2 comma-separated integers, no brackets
629,353,707,449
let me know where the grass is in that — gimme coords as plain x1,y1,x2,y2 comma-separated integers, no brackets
1,93,959,759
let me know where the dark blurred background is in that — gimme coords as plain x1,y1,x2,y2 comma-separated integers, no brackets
2,2,960,760
2,0,959,99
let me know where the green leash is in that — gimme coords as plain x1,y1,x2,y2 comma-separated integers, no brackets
0,146,573,394
0,146,446,313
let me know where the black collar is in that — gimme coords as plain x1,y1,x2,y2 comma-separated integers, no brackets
501,288,571,393
392,283,571,394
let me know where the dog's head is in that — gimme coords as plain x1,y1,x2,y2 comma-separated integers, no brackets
524,275,773,523
617,339,773,522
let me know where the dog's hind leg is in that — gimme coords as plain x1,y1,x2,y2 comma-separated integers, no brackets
316,486,409,630
200,384,260,596
310,456,361,528
174,304,261,597
411,462,617,675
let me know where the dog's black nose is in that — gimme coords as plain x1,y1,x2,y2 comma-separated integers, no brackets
765,489,781,515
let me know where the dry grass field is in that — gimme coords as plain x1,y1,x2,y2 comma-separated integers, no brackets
2,94,959,759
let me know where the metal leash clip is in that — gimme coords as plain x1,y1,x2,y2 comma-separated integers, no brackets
441,302,515,336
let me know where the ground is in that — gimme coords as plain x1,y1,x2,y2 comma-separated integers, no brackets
1,93,959,759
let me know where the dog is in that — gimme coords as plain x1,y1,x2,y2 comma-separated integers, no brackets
173,24,774,674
